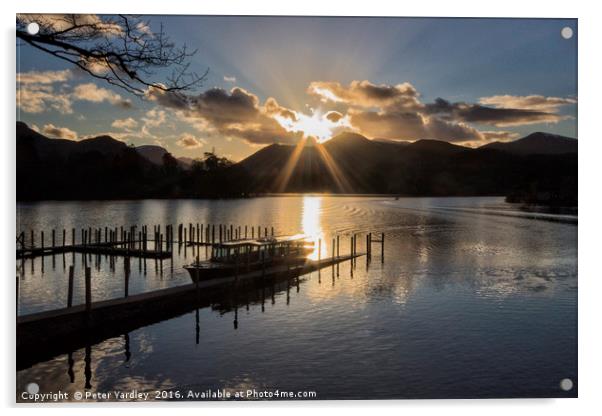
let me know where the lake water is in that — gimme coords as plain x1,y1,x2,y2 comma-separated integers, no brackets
16,196,578,400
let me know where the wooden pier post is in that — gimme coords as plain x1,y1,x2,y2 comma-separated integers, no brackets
318,239,321,261
245,225,248,239
62,229,66,247
271,227,274,236
85,267,91,313
67,265,74,308
30,230,34,248
41,231,44,250
52,230,55,248
381,233,385,263
332,238,335,277
336,235,340,258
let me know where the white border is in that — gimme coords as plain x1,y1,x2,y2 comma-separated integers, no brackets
3,1,602,415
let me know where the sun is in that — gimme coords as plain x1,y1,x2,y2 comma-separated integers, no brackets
274,109,348,143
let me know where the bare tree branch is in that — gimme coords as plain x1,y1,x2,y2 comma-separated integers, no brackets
16,14,208,96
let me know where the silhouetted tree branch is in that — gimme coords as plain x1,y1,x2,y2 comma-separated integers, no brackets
16,14,208,96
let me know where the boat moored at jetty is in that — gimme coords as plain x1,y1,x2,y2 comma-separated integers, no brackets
184,234,314,282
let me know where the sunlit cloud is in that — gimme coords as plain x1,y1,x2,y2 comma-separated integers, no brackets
72,83,132,108
274,108,352,143
17,84,73,114
17,69,72,85
176,133,206,148
308,80,420,109
479,94,577,112
111,117,138,130
142,108,166,129
42,123,78,140
223,75,237,83
17,71,133,114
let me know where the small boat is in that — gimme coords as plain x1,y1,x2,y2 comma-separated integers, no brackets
184,234,314,282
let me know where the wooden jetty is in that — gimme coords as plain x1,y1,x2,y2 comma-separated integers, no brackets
17,224,176,259
16,223,280,259
17,253,363,370
16,241,172,260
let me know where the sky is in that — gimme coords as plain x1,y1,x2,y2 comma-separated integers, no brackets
17,15,577,161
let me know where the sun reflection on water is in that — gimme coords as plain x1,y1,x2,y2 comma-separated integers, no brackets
301,196,326,260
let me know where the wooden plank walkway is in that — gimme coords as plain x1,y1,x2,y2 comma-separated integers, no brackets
17,253,364,370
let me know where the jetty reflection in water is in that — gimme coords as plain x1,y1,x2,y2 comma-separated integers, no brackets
16,196,577,399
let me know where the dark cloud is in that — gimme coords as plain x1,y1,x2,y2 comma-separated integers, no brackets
148,86,302,145
308,80,420,109
145,79,576,146
425,98,568,127
349,109,483,142
325,111,344,122
479,95,577,111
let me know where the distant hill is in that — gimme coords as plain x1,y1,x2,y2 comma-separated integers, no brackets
235,130,576,203
136,145,169,165
17,122,159,200
480,132,577,155
176,156,194,169
136,144,193,170
18,121,130,160
16,122,577,204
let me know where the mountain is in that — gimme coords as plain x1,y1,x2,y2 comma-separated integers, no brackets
16,122,577,204
17,122,160,200
17,121,129,161
235,131,577,203
480,132,577,155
